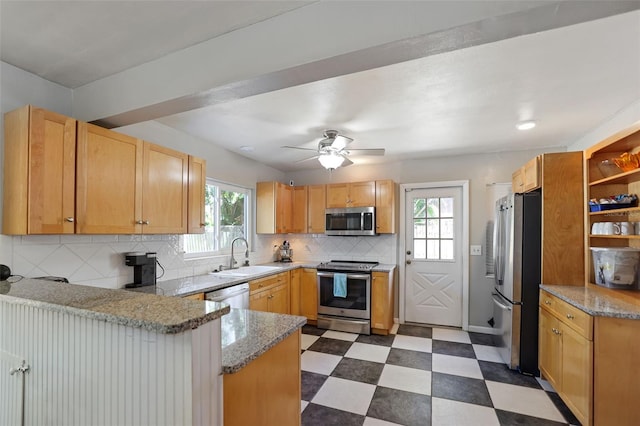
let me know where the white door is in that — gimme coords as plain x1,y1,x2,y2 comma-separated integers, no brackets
404,186,464,327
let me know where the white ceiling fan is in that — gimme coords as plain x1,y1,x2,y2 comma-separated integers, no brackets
282,130,385,170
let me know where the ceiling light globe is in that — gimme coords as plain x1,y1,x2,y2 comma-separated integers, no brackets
318,153,345,170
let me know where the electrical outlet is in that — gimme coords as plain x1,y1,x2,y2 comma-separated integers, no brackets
470,245,482,256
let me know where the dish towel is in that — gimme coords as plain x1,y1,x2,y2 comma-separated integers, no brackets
333,273,347,298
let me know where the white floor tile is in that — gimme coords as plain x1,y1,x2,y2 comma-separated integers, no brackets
301,334,320,350
312,377,376,416
322,330,359,341
472,344,503,363
301,351,342,375
536,377,556,393
363,417,403,426
432,327,471,344
301,400,309,412
391,334,432,353
378,364,431,395
486,380,565,422
432,353,483,379
431,397,500,426
345,342,390,363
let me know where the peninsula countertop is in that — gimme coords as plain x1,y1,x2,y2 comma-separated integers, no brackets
540,284,640,319
0,278,229,334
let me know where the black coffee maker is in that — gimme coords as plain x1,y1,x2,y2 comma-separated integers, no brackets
124,252,157,288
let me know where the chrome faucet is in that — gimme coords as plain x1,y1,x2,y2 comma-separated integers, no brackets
230,237,249,269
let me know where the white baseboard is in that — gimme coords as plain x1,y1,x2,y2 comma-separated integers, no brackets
468,325,499,335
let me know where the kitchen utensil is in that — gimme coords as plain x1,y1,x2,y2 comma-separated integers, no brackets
597,159,622,178
0,264,11,281
613,152,640,172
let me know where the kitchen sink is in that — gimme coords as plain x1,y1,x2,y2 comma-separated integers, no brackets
209,265,282,277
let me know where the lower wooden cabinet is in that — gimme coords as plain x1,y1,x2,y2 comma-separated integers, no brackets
300,268,317,321
182,292,204,301
249,272,290,314
289,269,301,315
371,270,394,335
539,290,593,426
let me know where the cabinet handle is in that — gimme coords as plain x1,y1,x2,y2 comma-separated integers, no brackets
566,314,574,320
136,220,144,225
143,220,150,225
64,217,74,223
268,295,274,299
544,300,551,305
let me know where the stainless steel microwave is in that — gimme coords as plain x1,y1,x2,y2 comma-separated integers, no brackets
325,207,376,236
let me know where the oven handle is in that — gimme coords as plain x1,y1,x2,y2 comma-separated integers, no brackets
317,271,371,280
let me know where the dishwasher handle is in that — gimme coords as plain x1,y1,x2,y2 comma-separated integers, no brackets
205,283,249,302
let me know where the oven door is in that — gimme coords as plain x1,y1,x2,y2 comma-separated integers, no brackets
317,271,371,320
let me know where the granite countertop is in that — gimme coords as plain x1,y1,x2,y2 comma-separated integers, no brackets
221,308,306,374
540,284,640,319
0,278,229,334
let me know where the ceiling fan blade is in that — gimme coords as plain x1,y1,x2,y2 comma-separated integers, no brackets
281,145,318,152
330,135,353,151
345,148,385,156
294,155,319,164
341,157,354,167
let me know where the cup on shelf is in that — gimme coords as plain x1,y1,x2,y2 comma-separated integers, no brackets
620,222,634,235
591,223,601,235
602,222,615,235
634,222,640,235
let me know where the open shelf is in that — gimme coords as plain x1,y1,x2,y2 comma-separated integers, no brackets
589,206,640,216
589,168,640,186
589,234,640,239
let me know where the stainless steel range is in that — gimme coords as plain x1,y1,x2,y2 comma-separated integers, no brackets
316,260,378,335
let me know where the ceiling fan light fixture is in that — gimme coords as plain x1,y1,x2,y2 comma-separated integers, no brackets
318,152,345,170
516,120,536,131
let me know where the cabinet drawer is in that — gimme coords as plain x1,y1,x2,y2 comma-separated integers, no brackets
540,291,592,340
249,272,287,294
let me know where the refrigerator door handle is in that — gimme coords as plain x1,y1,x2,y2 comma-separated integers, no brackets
492,293,512,311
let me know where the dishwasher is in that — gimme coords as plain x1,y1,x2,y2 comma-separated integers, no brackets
205,283,250,309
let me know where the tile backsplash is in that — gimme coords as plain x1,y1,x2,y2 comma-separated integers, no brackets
3,233,397,289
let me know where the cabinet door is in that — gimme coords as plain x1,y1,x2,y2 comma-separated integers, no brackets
142,142,188,234
371,271,393,333
560,323,593,425
290,269,301,315
187,156,206,234
350,181,376,206
375,180,396,234
249,290,270,312
523,156,541,192
326,183,349,208
76,123,143,234
307,184,326,233
291,186,308,233
268,283,290,314
300,268,318,320
539,308,562,391
275,183,292,233
512,168,524,194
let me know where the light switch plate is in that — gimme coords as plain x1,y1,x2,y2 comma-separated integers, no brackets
470,245,482,256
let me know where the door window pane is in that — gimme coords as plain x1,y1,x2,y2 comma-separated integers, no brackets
441,240,454,260
414,240,426,259
440,197,454,217
413,198,427,218
427,240,439,259
427,198,439,218
414,219,426,238
411,195,455,261
427,219,439,238
441,219,454,238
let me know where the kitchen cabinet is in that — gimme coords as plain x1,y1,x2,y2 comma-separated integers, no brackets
511,167,524,194
289,269,301,315
371,269,395,335
76,123,188,234
300,268,317,322
539,290,593,426
249,272,290,314
326,181,375,208
512,156,541,193
584,125,640,285
3,105,76,235
307,184,326,233
375,180,397,234
291,186,308,233
256,181,293,234
224,331,301,426
182,292,205,301
187,156,206,234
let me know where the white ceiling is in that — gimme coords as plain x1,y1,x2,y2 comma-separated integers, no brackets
1,2,639,172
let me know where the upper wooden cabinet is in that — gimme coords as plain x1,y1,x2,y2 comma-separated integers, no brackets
291,186,308,233
256,181,293,234
512,156,541,193
307,184,326,233
326,181,375,208
187,156,206,234
375,180,397,234
3,105,76,235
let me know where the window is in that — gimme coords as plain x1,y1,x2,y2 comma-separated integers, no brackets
184,179,251,256
412,196,455,260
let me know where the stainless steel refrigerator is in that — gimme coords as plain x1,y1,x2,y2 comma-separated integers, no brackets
492,190,541,375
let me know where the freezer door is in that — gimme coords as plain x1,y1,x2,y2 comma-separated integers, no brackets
492,291,521,370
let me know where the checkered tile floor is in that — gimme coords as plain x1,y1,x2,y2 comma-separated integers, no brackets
300,324,580,426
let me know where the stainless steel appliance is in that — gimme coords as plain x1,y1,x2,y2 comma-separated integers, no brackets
492,191,541,375
278,240,293,262
325,207,376,236
317,260,378,334
124,252,157,288
205,283,249,309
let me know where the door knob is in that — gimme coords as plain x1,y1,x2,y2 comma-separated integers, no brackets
406,260,412,265
64,217,74,222
406,250,412,255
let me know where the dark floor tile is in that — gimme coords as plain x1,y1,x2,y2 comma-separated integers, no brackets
331,357,384,385
301,371,328,402
479,360,541,389
432,372,493,407
386,348,432,371
302,325,326,336
496,409,568,426
356,333,395,347
432,340,476,359
547,391,581,425
397,324,433,338
301,403,364,426
469,331,498,346
367,386,431,426
307,337,353,356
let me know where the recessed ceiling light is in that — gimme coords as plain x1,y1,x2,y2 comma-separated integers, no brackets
239,145,254,152
516,121,536,131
